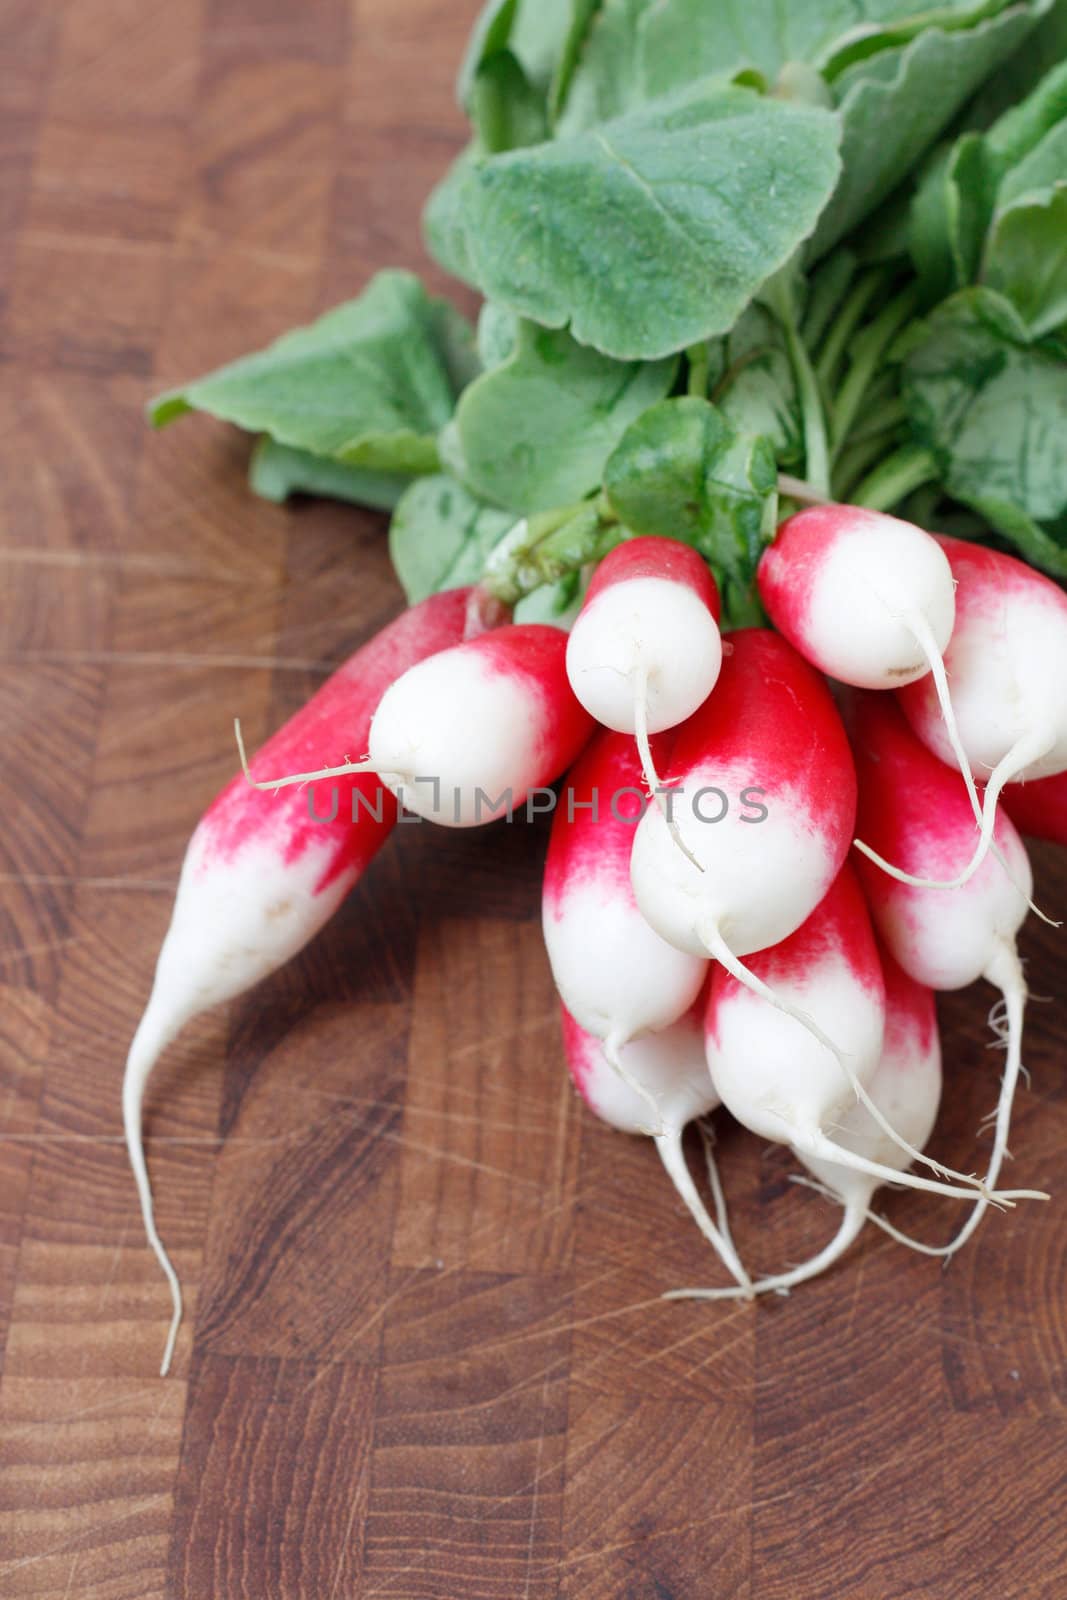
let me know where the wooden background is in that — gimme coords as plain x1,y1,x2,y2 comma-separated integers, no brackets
1,2,1065,1595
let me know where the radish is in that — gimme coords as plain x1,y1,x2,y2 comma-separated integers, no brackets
560,1000,752,1295
699,864,994,1205
1003,769,1067,848
850,690,1047,1253
564,538,722,843
626,626,961,1182
125,587,473,1376
668,949,943,1301
542,729,707,1125
896,535,1067,888
242,623,593,826
757,505,986,864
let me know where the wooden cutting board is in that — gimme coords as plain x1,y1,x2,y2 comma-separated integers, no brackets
1,2,1064,1595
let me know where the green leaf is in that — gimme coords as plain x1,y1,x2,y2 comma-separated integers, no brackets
549,0,604,124
958,492,1067,574
811,3,1041,256
902,286,1067,532
476,302,520,370
979,28,1067,145
713,305,803,467
427,81,841,361
458,0,574,106
451,321,677,512
603,396,778,611
457,0,519,108
908,54,1067,304
149,271,471,473
555,0,652,134
996,115,1067,204
249,439,410,510
984,183,1067,335
423,147,479,285
512,0,575,90
388,475,514,604
469,49,548,153
965,0,1067,120
910,135,994,300
641,0,907,94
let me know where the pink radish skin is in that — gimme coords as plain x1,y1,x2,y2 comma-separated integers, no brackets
627,627,964,1183
565,537,723,735
1002,769,1067,848
371,624,592,823
702,865,1000,1204
629,629,856,961
759,507,955,691
248,625,593,827
670,951,943,1300
126,587,472,1376
560,1001,753,1294
851,691,1045,1253
543,731,707,1058
758,506,992,887
896,535,1067,886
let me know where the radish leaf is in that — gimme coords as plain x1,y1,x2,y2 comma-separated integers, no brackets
902,287,1067,559
450,321,677,512
425,81,841,361
604,396,778,615
811,3,1042,255
149,271,473,474
249,440,411,510
389,475,513,603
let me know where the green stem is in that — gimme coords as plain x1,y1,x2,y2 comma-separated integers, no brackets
832,427,906,503
482,500,613,604
801,249,857,351
845,391,906,445
782,316,831,497
686,342,711,398
830,284,919,457
851,444,939,512
814,268,889,393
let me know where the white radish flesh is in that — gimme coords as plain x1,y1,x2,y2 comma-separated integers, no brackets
670,949,943,1300
897,535,1067,887
560,1002,752,1294
625,627,942,1176
758,505,992,889
703,865,1000,1204
566,537,723,862
851,690,1045,1251
249,623,593,827
543,730,707,1122
565,536,722,735
125,587,473,1374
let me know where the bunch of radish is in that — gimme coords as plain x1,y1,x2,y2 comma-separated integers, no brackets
125,508,1060,1374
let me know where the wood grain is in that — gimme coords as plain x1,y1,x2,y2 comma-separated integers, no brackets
0,2,1065,1596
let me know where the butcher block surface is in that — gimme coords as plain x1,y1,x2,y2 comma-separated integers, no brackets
0,2,1065,1596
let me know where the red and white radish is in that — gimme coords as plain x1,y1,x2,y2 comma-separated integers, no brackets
758,506,987,868
1003,768,1067,848
701,864,988,1204
897,535,1067,887
126,587,474,1375
565,537,723,864
669,949,943,1301
851,690,1046,1252
543,730,707,1124
565,538,721,734
560,1000,752,1294
244,623,593,827
625,627,948,1178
